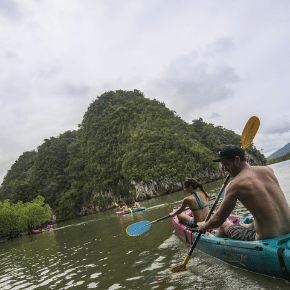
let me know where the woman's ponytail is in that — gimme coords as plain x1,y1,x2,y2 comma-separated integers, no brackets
197,182,210,200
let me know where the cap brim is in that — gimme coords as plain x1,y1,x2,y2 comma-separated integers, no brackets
212,157,222,162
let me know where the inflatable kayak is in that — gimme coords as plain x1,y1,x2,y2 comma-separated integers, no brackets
33,225,54,233
42,228,54,232
116,207,146,215
172,208,290,281
33,229,53,233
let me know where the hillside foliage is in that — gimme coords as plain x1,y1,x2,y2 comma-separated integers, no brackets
0,90,266,220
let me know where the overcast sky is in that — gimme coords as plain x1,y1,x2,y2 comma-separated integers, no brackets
1,0,290,183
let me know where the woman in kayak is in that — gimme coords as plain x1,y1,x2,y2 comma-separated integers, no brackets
119,202,129,212
169,178,210,228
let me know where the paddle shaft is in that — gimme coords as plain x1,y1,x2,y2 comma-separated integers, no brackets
152,215,170,223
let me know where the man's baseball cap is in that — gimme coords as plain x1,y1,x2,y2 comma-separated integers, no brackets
213,145,245,162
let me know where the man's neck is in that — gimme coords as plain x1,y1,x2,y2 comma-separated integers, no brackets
239,162,250,172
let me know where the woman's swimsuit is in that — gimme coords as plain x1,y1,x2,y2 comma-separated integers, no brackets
187,191,209,228
189,191,209,212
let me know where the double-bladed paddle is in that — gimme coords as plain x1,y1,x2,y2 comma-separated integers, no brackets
170,116,260,273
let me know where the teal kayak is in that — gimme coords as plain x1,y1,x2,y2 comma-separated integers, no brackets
172,209,290,281
116,207,146,215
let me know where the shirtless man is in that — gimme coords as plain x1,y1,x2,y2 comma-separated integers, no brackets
198,145,290,241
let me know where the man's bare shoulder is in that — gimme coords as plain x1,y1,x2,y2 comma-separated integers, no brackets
250,165,276,180
251,165,273,172
225,180,241,196
226,172,253,194
228,165,276,194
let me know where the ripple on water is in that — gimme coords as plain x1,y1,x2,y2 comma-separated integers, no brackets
126,276,144,281
158,234,182,250
90,272,102,279
108,283,122,290
87,282,99,288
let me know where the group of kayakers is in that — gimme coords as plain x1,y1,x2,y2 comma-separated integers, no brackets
118,199,141,213
169,145,290,241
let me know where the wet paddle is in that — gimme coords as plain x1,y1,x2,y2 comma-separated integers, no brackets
126,215,170,236
170,116,260,273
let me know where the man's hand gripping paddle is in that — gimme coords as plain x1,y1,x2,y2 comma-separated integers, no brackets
170,116,260,273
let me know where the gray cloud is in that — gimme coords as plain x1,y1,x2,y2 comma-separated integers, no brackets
4,50,18,60
0,0,22,20
60,83,92,98
37,66,64,79
150,42,240,119
205,37,235,55
265,119,290,135
209,112,221,119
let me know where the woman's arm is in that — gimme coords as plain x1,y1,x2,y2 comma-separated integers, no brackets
169,198,189,216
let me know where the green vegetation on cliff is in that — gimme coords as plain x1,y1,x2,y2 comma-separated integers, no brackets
0,90,266,220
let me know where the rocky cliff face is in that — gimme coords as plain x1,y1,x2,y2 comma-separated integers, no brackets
132,179,183,201
75,152,264,216
247,153,264,166
133,168,227,201
131,152,264,201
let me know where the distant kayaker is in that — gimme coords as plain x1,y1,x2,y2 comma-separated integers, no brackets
169,178,210,227
119,202,129,212
198,145,290,241
133,199,141,209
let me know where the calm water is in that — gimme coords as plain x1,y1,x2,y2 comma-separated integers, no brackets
1,160,290,290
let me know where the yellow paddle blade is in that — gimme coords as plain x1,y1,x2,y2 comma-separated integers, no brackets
170,255,190,273
114,202,119,207
241,116,260,149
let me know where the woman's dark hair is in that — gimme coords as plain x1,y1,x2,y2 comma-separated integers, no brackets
184,178,210,199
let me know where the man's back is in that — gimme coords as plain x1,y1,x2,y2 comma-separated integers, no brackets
231,165,290,239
